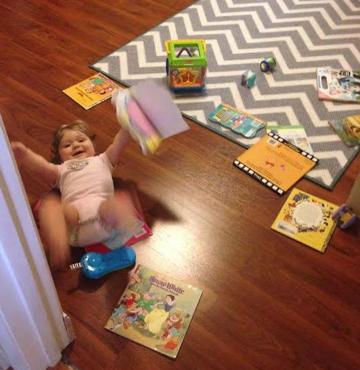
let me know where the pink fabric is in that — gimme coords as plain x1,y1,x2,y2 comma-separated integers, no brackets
56,152,114,206
56,153,117,246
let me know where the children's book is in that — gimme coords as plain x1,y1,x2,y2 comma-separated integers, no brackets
266,125,313,154
328,114,360,147
208,103,266,138
233,132,319,196
317,68,360,104
85,211,152,253
271,188,338,253
105,265,202,359
112,79,189,155
63,73,121,110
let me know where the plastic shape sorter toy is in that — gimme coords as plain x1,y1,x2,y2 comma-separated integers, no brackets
165,39,207,93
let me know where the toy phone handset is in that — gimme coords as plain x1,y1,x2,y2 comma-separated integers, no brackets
70,247,136,279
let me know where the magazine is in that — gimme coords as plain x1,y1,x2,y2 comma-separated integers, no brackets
233,132,319,195
266,125,313,154
317,68,360,104
328,114,360,147
105,265,202,359
63,73,121,110
208,103,266,138
271,188,338,252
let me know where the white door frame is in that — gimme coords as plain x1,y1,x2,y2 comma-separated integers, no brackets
0,114,71,370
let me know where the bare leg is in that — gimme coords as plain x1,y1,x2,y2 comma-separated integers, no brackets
63,203,79,231
38,190,73,270
99,190,141,235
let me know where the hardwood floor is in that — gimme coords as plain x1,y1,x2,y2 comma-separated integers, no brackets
2,1,360,369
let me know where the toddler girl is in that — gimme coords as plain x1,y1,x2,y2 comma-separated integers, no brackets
12,121,140,270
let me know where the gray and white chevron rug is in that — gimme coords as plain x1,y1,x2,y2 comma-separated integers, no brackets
91,0,360,190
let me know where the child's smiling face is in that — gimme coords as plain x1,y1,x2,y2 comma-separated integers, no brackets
58,129,95,162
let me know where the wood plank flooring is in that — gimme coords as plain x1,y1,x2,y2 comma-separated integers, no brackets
1,1,360,369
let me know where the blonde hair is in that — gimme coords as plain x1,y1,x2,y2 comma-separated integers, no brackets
51,120,96,164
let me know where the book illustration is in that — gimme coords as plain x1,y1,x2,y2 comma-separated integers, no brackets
105,265,202,359
63,73,121,110
266,125,313,154
271,188,338,252
317,68,360,104
233,132,319,195
85,210,152,253
328,114,360,147
208,103,266,138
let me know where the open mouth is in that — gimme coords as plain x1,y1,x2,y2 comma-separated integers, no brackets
73,150,84,157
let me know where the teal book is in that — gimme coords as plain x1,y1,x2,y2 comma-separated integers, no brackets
208,103,266,138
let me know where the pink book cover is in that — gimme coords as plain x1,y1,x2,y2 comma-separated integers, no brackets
85,210,152,253
131,79,189,138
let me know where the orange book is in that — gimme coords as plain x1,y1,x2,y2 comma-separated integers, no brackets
63,73,120,110
233,132,319,195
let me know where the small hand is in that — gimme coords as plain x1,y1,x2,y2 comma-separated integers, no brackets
11,141,28,165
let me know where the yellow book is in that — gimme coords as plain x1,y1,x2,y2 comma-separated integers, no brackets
233,132,319,195
63,73,120,110
271,188,338,252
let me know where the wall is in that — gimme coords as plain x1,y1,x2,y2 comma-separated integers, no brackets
0,114,70,370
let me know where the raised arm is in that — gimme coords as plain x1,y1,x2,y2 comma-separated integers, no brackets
106,128,132,167
11,141,59,185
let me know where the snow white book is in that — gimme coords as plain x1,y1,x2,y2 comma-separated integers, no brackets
105,265,202,359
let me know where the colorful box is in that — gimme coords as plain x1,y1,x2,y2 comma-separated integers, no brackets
165,39,207,92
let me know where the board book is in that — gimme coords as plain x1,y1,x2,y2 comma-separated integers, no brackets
328,114,360,147
208,103,266,138
317,68,360,104
271,188,338,253
112,79,189,155
105,265,202,359
63,73,121,110
233,132,319,195
266,125,313,154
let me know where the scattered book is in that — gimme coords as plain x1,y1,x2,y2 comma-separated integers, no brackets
266,125,313,154
85,210,152,253
105,265,202,359
63,73,121,110
233,132,319,195
271,188,338,253
208,103,266,138
317,68,360,104
328,114,360,147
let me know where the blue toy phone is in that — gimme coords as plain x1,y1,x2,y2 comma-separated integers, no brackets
70,247,136,279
